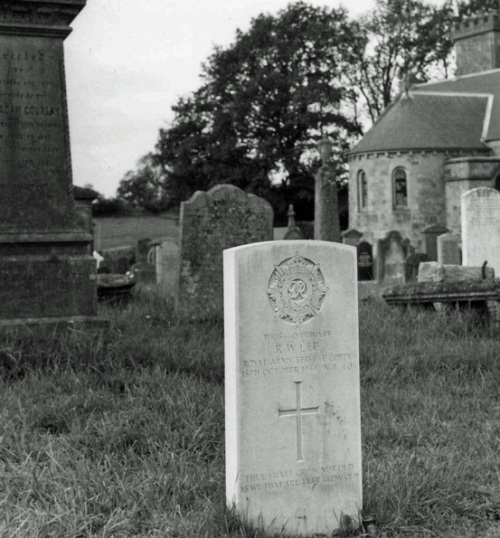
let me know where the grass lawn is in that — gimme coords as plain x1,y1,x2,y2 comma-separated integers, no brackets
94,215,179,250
0,289,499,537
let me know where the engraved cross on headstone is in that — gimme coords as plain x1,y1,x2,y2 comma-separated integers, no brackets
278,381,320,462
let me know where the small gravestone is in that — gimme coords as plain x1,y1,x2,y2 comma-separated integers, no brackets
102,246,135,274
357,241,373,281
342,228,363,247
376,231,413,285
462,188,500,276
178,185,273,319
136,238,152,264
156,240,180,298
283,204,304,240
437,233,461,265
423,224,449,262
224,241,361,536
405,253,429,283
115,257,131,275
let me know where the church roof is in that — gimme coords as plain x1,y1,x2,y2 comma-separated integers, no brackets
350,69,500,155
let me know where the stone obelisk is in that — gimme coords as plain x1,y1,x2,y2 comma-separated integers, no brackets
314,137,341,242
0,1,104,330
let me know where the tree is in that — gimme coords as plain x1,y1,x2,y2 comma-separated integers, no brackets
356,0,500,123
117,153,170,213
155,2,366,220
355,0,454,123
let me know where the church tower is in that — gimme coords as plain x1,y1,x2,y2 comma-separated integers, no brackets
453,4,500,76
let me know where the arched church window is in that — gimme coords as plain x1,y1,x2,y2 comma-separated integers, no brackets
357,170,367,210
393,167,408,208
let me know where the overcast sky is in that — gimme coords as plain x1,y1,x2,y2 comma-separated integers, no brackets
64,0,442,197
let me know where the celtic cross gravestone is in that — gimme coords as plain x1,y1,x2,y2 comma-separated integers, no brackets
224,241,362,536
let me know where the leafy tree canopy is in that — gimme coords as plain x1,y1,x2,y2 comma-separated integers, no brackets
120,0,498,221
357,0,499,122
155,2,366,220
116,153,170,214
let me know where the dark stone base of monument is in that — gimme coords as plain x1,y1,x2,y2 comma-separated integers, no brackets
0,234,108,332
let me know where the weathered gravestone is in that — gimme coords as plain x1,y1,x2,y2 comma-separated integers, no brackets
461,187,500,276
405,253,429,283
437,233,461,266
178,185,273,319
283,204,304,240
0,1,105,328
376,231,413,285
224,241,361,536
102,245,135,274
342,228,363,247
136,238,152,264
418,261,494,283
423,224,449,262
156,240,180,297
357,241,373,281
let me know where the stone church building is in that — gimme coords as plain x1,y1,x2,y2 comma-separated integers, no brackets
347,7,500,253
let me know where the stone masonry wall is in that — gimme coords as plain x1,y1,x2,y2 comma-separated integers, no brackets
455,32,499,76
348,152,447,251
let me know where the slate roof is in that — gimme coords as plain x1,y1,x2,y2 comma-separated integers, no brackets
350,69,500,155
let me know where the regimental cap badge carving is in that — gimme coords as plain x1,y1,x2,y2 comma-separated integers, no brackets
267,253,328,325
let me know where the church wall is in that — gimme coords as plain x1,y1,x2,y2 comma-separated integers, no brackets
348,152,447,251
455,32,500,76
452,14,500,76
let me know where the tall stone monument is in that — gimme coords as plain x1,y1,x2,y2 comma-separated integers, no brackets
314,137,341,242
0,1,101,328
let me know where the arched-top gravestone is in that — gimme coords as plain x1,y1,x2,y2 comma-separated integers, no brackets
178,185,273,319
356,241,373,281
376,230,413,284
462,187,500,276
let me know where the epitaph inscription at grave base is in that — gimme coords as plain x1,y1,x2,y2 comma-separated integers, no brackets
225,241,361,536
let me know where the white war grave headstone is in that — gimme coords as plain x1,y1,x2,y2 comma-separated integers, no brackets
461,187,500,276
224,241,361,536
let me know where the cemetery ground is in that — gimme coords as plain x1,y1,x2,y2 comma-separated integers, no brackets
94,215,179,250
0,290,499,538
